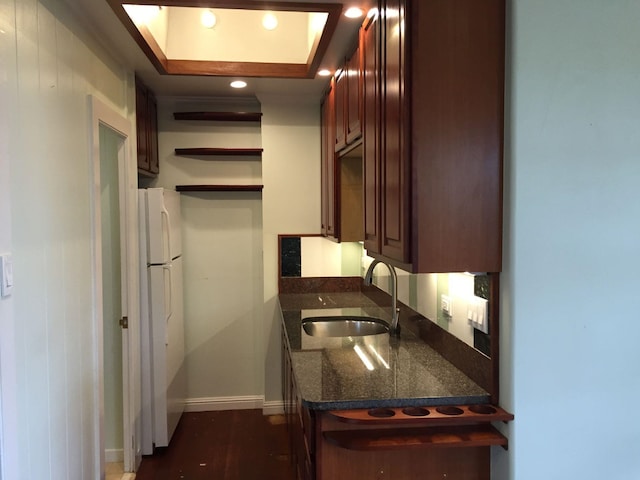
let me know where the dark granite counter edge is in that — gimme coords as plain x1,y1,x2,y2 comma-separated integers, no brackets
301,394,491,411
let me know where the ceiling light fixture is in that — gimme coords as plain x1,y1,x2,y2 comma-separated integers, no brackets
318,69,331,77
344,7,364,18
262,12,278,30
200,9,217,29
230,80,247,89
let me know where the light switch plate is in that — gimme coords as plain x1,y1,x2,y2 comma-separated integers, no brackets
441,294,452,317
1,253,14,297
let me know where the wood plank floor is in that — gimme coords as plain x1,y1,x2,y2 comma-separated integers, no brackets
135,410,295,480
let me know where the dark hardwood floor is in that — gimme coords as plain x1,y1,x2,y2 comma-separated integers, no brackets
135,410,294,480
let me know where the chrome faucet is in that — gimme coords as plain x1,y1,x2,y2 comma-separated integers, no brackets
363,259,401,336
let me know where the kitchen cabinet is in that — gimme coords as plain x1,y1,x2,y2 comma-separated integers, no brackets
363,0,505,273
281,312,512,480
334,43,362,153
345,44,362,145
135,77,159,176
333,69,347,152
320,81,337,239
321,35,364,242
282,328,315,480
362,9,380,252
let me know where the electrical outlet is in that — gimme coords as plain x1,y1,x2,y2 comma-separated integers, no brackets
441,294,452,317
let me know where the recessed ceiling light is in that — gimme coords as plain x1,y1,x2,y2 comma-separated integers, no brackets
344,7,364,19
262,12,278,30
230,80,247,89
201,10,217,29
318,69,331,77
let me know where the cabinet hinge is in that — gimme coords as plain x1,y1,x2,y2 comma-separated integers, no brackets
119,316,129,329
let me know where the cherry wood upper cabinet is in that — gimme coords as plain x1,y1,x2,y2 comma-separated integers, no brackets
380,0,410,263
333,69,347,152
362,0,505,273
335,43,363,153
346,44,363,145
321,81,338,239
135,77,159,177
362,10,381,254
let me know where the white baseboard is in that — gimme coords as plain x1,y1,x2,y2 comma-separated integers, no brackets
184,395,265,412
184,396,286,415
262,400,285,415
105,448,124,463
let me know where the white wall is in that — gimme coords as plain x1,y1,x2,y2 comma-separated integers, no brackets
0,0,18,477
495,1,640,478
154,97,266,408
0,0,135,477
259,95,321,407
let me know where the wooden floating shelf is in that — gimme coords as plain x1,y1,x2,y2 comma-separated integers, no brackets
175,185,264,192
323,424,508,451
173,111,262,122
175,148,263,156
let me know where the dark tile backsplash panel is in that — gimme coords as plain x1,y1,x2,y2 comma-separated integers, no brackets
280,237,301,277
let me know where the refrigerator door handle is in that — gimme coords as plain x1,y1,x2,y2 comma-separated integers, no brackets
163,263,173,345
161,205,172,263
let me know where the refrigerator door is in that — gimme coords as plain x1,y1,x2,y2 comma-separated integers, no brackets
138,191,154,455
145,188,183,263
148,256,186,447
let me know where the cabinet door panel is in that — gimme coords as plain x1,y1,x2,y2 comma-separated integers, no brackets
381,0,409,263
147,91,159,174
135,80,150,171
321,83,337,238
362,10,381,253
346,45,362,144
334,71,347,152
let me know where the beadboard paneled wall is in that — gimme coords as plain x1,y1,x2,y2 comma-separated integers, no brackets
1,0,135,478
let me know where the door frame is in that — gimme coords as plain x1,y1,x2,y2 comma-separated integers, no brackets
89,95,141,476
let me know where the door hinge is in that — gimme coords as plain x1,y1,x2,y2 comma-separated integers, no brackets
120,316,129,329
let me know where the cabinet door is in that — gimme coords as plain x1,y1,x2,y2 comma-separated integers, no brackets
346,45,362,144
362,9,381,254
380,0,410,263
135,80,150,172
321,83,337,238
147,90,159,174
410,0,504,272
334,69,347,152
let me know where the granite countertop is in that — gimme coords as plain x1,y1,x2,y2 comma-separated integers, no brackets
279,290,490,411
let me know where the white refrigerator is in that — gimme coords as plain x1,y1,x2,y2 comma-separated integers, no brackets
138,188,186,454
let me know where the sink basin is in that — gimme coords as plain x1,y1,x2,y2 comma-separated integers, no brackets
302,316,390,337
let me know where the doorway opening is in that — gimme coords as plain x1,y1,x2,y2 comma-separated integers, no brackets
89,96,141,479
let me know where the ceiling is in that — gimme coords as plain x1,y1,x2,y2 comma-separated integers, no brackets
64,0,374,102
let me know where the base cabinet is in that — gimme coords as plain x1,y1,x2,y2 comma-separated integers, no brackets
318,441,490,480
282,337,507,480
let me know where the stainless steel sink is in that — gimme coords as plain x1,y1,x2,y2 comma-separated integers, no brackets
302,316,390,337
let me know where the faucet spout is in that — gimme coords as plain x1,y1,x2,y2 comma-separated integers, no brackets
363,259,401,336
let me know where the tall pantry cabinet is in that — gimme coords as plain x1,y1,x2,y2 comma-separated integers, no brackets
363,0,505,273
